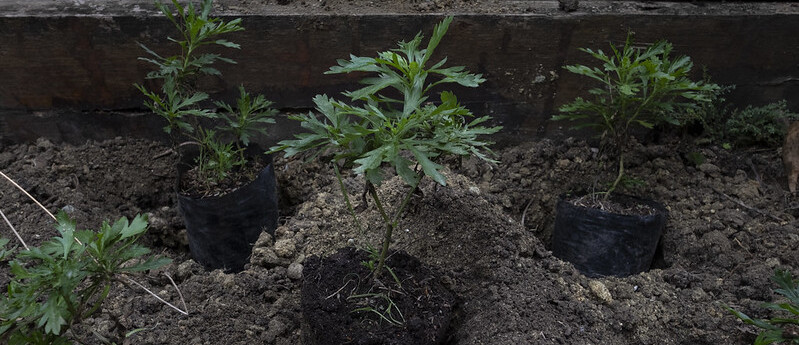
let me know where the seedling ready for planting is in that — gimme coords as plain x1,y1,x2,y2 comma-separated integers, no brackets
553,32,719,196
0,172,179,345
271,16,501,278
137,0,277,193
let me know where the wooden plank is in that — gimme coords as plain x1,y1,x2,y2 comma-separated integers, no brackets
0,7,797,143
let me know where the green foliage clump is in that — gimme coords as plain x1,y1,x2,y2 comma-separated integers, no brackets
553,32,719,196
728,270,799,345
270,16,501,277
720,101,799,148
136,0,276,189
0,212,170,344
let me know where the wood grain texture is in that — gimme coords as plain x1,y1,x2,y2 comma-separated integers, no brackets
0,9,797,143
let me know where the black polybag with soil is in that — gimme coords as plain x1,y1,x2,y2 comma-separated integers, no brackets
177,152,279,273
551,193,667,277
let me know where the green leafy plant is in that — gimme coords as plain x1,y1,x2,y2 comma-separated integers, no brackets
136,0,276,190
553,32,719,196
728,269,799,345
195,128,246,184
270,16,501,278
682,73,735,146
0,212,171,344
216,85,278,150
721,101,799,148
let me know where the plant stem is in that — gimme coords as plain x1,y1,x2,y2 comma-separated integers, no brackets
334,163,364,236
367,183,392,279
391,176,420,225
606,153,624,198
369,176,420,279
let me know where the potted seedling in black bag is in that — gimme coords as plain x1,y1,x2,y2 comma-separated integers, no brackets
270,16,500,345
136,0,278,273
551,32,719,277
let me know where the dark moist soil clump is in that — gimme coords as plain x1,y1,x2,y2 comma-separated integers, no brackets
301,247,454,345
0,135,798,344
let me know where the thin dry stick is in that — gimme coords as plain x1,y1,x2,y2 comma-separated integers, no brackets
520,199,534,228
0,170,56,221
1,170,188,316
0,208,29,251
711,187,785,223
124,276,188,316
163,273,188,314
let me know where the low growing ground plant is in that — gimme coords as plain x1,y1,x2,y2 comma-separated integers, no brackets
136,0,276,193
720,101,799,149
553,32,719,197
728,269,799,345
270,16,500,278
0,211,171,344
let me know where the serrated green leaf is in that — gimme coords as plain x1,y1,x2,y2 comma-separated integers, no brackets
40,297,67,335
121,214,148,240
354,146,388,175
120,256,172,273
407,145,446,185
214,39,240,49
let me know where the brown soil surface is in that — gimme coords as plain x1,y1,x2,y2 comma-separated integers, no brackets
0,134,797,344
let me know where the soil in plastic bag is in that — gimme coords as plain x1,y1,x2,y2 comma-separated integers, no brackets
551,193,667,277
178,155,278,273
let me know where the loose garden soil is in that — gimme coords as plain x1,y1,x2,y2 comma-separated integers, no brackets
0,133,797,344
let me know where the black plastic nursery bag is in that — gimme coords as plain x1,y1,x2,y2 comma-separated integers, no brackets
178,156,278,273
551,194,667,277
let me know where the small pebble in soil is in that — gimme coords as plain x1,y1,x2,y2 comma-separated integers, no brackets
766,257,781,268
589,280,613,304
287,262,303,280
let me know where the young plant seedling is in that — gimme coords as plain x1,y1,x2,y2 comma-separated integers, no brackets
136,0,276,193
271,16,501,278
0,212,171,344
727,269,799,345
553,32,719,197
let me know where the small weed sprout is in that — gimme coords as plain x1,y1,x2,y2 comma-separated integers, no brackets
136,0,276,190
0,212,171,344
270,16,501,278
553,32,719,197
727,269,799,345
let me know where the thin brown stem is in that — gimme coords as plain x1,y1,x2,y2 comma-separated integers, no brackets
370,176,421,279
605,153,624,199
368,183,392,279
0,208,29,250
164,273,188,313
0,170,56,221
123,276,189,316
334,163,364,236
